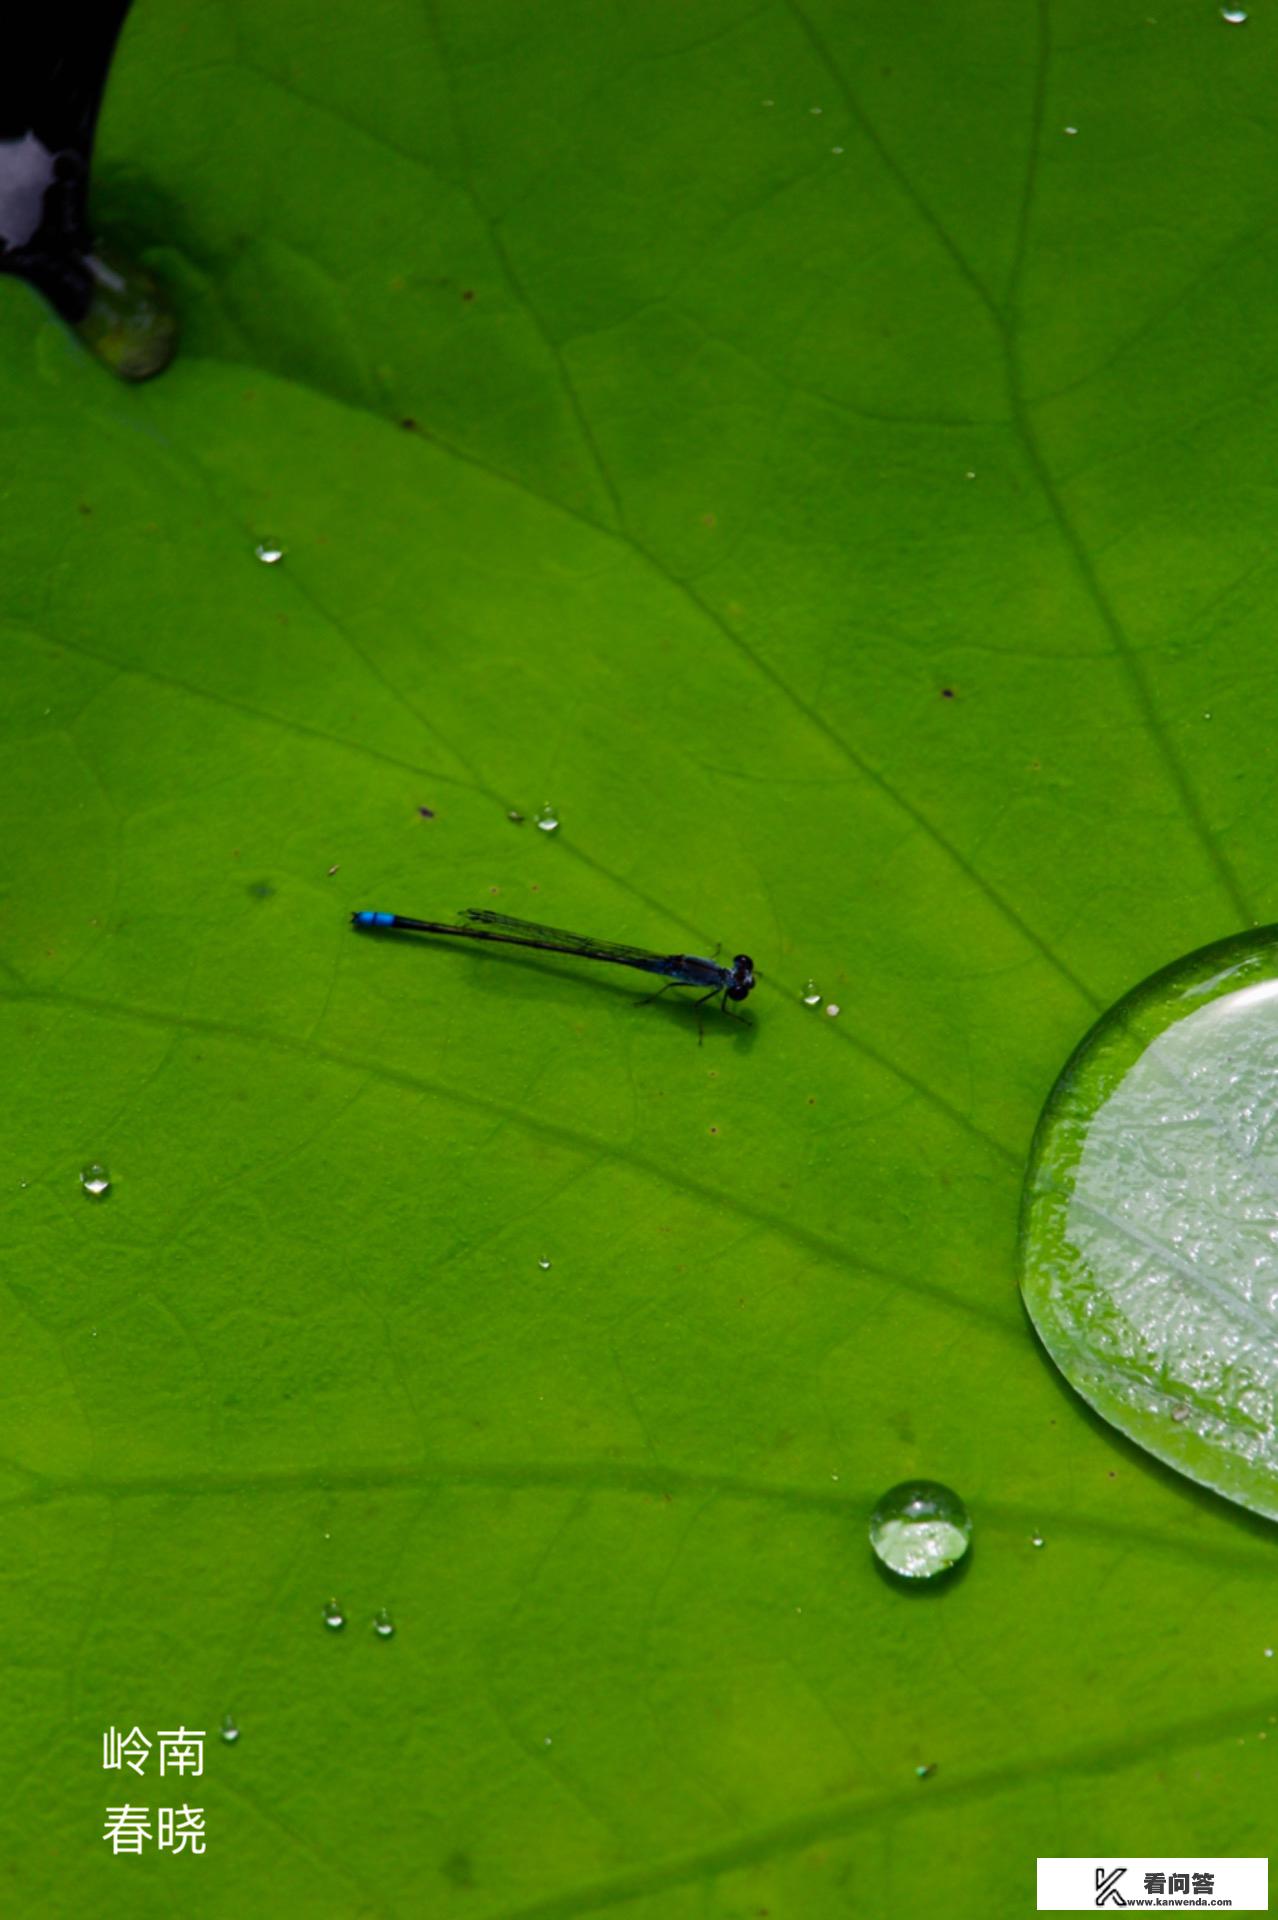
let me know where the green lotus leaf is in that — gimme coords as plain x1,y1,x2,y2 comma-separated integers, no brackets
2,3,1276,1914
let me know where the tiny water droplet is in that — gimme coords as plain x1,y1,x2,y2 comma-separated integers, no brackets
1265,1647,1274,1658
801,980,821,1005
220,1714,240,1744
964,470,976,480
1221,5,1247,20
543,1735,553,1745
1063,125,1078,136
1030,1531,1045,1548
537,1256,552,1271
535,803,560,833
255,541,284,565
80,1163,110,1198
831,146,844,155
322,1598,345,1631
869,1480,972,1580
810,105,823,114
1172,1404,1190,1423
327,864,339,876
373,1608,395,1638
915,1762,937,1779
825,1003,841,1019
508,809,525,824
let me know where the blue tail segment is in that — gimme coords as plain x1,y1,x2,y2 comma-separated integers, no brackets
351,910,396,929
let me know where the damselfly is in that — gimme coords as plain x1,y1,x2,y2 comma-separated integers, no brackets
351,908,755,1027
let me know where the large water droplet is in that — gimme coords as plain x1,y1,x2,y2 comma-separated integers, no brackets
1021,927,1278,1519
322,1598,345,1631
80,1163,110,1198
535,803,560,833
76,245,178,382
373,1608,395,1638
1221,6,1247,20
868,1480,972,1579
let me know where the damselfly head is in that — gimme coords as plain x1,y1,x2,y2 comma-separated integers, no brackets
728,955,756,1001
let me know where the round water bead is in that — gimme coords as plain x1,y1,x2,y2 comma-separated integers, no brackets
868,1480,971,1580
75,244,178,381
1020,926,1278,1519
80,1163,110,1198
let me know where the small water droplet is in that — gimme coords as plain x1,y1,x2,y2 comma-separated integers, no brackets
322,1598,345,1631
1030,1531,1045,1548
801,980,821,1005
1063,125,1078,136
831,146,844,155
535,803,560,833
543,1735,553,1745
825,1003,841,1019
1172,1404,1190,1423
1221,6,1247,20
507,809,525,824
255,541,284,564
810,105,823,114
1265,1648,1274,1658
964,470,976,480
373,1608,395,1638
869,1480,972,1580
220,1713,239,1744
537,1256,552,1271
915,1762,937,1779
80,1163,110,1198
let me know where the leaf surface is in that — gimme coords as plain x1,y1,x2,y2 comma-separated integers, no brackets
3,2,1277,1913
